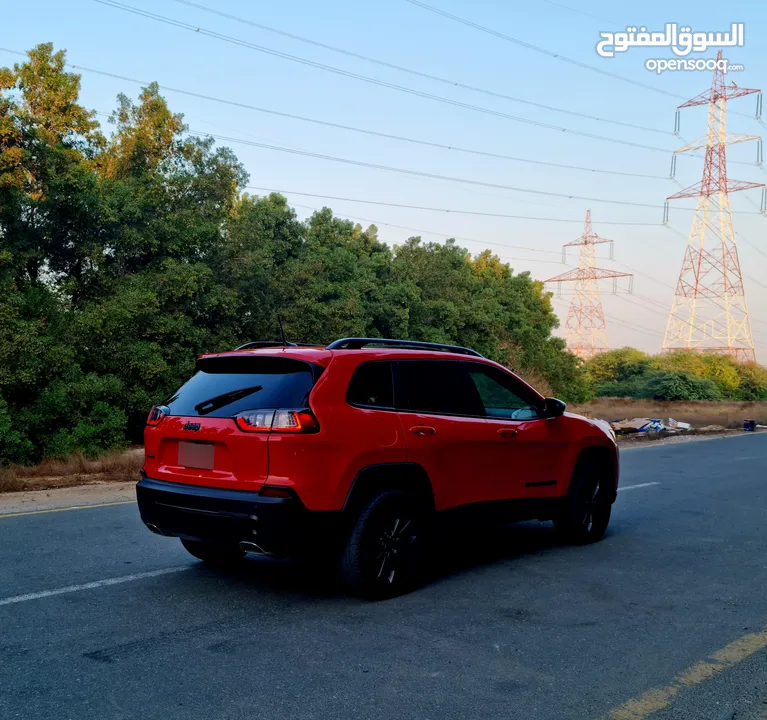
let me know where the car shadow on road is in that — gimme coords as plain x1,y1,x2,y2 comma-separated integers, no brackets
185,521,582,601
425,521,564,583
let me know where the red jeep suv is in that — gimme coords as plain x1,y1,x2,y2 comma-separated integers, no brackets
137,338,619,597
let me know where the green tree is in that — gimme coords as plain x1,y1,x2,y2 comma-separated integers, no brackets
0,42,636,464
642,371,722,401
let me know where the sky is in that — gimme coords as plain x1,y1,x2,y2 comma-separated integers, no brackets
3,0,767,357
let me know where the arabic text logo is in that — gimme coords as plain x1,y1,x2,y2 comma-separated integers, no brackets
596,23,745,59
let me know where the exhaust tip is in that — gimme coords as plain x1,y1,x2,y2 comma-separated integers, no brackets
145,523,164,535
239,540,271,556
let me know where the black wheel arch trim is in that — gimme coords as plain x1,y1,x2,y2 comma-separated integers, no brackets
342,462,435,513
572,446,619,504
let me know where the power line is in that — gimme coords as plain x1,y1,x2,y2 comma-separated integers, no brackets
244,186,663,225
294,200,727,350
605,314,662,337
279,202,767,333
76,93,762,216
194,136,677,208
666,223,767,292
4,48,761,216
198,133,759,211
615,293,668,319
403,0,685,101
63,62,668,181
92,0,676,154
539,0,618,25
76,73,668,181
557,286,767,340
616,292,767,353
288,200,573,263
171,0,669,137
406,2,759,124
75,70,664,181
405,1,759,124
550,296,661,338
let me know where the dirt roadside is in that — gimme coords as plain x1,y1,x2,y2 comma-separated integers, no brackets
0,481,136,516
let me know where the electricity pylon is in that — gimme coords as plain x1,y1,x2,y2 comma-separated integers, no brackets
545,210,633,360
663,51,764,363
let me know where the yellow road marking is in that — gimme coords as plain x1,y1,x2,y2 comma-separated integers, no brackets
609,688,680,720
606,627,767,719
677,661,722,686
0,500,136,519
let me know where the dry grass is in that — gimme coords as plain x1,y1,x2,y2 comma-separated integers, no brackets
570,399,767,428
0,449,143,494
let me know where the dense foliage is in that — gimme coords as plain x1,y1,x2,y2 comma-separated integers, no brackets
0,45,588,464
585,348,767,401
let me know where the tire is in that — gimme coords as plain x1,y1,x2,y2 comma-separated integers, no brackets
180,538,245,566
340,489,427,600
554,459,612,545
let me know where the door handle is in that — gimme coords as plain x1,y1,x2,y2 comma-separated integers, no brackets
497,428,519,438
410,425,436,436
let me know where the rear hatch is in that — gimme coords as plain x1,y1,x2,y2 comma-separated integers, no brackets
144,355,320,490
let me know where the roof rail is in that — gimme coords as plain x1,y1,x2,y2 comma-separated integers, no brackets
235,341,296,350
326,337,483,358
234,341,323,351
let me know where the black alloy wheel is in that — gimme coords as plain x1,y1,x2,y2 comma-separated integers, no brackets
554,460,612,544
341,489,426,599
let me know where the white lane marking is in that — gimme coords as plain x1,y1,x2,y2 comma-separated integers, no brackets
618,482,661,492
0,566,191,607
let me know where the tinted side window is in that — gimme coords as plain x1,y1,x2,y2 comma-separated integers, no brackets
466,365,542,420
468,363,540,420
395,361,480,416
347,362,394,408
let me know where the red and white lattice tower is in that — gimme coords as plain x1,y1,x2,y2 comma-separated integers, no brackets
664,51,764,363
545,210,633,360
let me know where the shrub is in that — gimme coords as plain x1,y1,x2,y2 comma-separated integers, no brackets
42,402,128,460
735,364,767,401
594,377,647,399
641,371,722,402
587,348,651,388
0,397,34,465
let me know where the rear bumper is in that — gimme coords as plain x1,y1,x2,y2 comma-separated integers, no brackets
136,477,339,557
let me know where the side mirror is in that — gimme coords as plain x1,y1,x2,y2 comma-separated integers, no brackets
541,397,566,419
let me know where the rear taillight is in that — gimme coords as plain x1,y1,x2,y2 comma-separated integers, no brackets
146,405,169,426
235,410,275,432
235,409,319,434
273,410,319,433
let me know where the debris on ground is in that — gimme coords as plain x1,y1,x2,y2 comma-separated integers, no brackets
608,417,681,434
610,418,652,434
643,419,666,433
697,424,728,433
606,416,710,436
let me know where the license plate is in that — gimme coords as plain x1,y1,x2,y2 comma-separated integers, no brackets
178,442,215,470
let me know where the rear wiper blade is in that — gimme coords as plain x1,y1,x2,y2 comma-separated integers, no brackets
194,385,263,415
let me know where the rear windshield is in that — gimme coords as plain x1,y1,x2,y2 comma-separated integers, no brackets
165,357,318,418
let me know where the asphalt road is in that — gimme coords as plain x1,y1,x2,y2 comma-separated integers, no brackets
2,434,767,720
